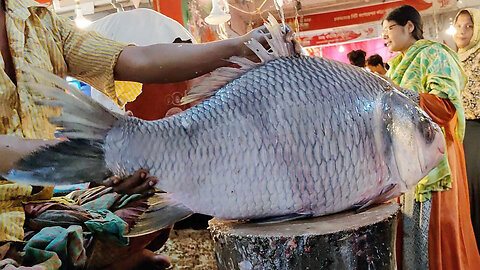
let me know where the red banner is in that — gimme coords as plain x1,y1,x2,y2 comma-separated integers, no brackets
287,0,433,31
298,23,381,47
300,30,362,46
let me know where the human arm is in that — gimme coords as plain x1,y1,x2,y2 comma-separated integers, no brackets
55,12,299,102
114,36,249,83
55,11,298,85
113,25,300,83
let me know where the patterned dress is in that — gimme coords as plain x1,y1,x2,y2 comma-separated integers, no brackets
460,46,480,252
461,49,480,120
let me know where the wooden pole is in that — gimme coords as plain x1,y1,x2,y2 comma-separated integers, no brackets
209,202,400,270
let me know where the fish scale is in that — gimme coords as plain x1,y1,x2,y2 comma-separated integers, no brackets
102,57,385,218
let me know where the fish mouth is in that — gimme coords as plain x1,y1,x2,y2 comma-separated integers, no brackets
421,131,446,175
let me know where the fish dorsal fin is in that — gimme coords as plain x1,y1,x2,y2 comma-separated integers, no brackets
180,14,296,105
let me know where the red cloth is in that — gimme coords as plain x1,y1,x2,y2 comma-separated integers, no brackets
125,82,191,121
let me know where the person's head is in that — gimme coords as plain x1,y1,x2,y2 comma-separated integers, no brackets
454,9,478,51
382,5,423,53
366,54,387,75
347,50,366,67
454,10,474,49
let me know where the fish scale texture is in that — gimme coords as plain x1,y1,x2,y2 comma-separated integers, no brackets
104,56,393,219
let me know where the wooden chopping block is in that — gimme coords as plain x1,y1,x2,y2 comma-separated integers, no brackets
209,202,400,270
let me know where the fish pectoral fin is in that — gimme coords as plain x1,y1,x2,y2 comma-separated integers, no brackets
248,213,313,225
354,183,398,212
126,193,193,237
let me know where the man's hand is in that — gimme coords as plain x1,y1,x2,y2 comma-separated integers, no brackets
103,169,158,195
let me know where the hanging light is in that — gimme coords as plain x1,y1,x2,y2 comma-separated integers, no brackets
446,18,456,36
205,0,231,25
446,24,456,35
338,45,345,53
74,0,92,29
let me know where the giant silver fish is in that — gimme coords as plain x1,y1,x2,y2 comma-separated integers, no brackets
6,17,445,236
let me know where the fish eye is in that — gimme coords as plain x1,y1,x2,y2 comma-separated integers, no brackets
420,119,435,144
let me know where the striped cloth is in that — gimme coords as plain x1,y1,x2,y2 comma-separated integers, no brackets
114,81,143,106
0,0,140,242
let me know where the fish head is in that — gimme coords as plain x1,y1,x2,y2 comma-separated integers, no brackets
382,91,445,192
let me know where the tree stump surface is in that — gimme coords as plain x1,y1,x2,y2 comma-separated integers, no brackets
209,202,400,270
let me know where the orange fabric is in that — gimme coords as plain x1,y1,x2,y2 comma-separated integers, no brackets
419,93,480,270
154,0,184,26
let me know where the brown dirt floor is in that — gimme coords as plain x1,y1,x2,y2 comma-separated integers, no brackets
158,229,218,270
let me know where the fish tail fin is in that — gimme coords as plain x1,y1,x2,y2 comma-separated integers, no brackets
180,13,297,105
126,194,193,237
3,68,123,185
6,139,111,186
